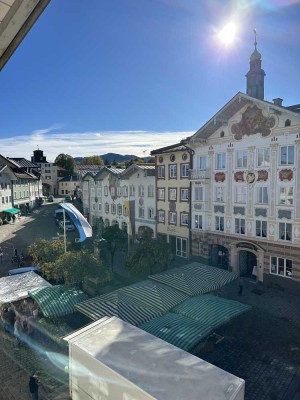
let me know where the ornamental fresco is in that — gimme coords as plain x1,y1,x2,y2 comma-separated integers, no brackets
257,170,268,182
279,169,293,181
215,172,226,182
231,105,275,140
234,171,244,182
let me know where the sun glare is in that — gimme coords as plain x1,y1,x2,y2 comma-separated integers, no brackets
218,22,237,46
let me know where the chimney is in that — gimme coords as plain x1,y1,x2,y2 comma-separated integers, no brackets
273,98,283,107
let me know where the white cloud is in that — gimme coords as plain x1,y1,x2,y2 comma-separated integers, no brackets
0,129,193,162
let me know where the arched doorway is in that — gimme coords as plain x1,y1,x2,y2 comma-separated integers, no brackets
211,245,229,270
239,250,257,278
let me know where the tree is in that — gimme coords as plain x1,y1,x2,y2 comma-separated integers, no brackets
28,239,65,266
81,156,104,165
125,238,171,277
102,224,128,269
54,153,75,175
42,250,111,288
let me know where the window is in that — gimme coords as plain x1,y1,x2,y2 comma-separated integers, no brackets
216,153,226,169
157,188,165,200
180,188,189,201
148,185,154,197
169,188,177,201
138,185,144,197
123,205,128,216
181,163,189,178
194,187,204,201
280,145,294,165
216,216,224,231
215,216,224,231
176,238,187,258
256,220,267,238
105,203,109,213
111,203,116,214
148,207,155,219
129,185,135,196
235,218,245,234
279,222,292,241
279,187,293,205
270,257,292,278
234,186,247,203
158,210,165,223
117,187,121,196
198,156,207,170
98,204,102,211
181,213,189,226
169,164,177,178
257,187,269,204
285,119,291,127
158,165,165,179
215,186,225,202
194,214,203,229
123,186,128,196
257,148,270,167
97,188,102,197
117,204,122,215
104,186,108,196
138,207,145,218
236,151,247,168
169,212,177,225
111,187,115,196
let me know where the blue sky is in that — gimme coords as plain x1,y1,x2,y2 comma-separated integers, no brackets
0,0,299,161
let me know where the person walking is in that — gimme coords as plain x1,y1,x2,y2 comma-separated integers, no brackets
0,247,3,264
14,315,23,349
29,372,40,400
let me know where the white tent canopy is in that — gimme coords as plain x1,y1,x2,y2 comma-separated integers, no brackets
0,271,51,305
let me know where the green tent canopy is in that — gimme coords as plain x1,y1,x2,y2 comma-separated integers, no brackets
141,313,212,352
119,280,189,312
149,262,238,296
4,207,20,214
172,294,251,329
76,290,163,326
29,285,89,318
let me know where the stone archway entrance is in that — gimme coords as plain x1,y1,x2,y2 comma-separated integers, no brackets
239,250,257,278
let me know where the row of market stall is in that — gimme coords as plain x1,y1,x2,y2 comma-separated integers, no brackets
0,263,250,352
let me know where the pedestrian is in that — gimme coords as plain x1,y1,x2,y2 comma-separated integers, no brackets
12,214,16,223
252,265,257,281
238,277,244,295
29,371,40,400
0,247,3,264
14,315,23,349
14,248,18,258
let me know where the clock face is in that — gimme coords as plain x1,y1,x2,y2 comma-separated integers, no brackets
246,172,255,184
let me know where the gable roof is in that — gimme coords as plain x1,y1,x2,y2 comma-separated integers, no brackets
9,158,39,168
151,142,189,155
94,166,125,180
188,92,300,143
121,163,155,178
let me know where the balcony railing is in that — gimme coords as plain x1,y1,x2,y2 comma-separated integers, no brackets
189,169,210,180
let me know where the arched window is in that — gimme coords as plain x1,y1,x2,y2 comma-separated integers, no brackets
220,131,225,138
285,119,291,127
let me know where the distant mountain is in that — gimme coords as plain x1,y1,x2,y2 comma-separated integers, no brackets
74,153,141,164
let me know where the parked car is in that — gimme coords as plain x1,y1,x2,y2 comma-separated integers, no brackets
48,195,54,202
59,220,75,231
65,194,72,202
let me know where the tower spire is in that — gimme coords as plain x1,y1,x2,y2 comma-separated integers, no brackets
246,29,265,100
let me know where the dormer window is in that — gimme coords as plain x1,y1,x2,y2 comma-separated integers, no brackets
285,119,291,127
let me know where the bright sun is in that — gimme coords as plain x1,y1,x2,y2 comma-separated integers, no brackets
218,22,237,46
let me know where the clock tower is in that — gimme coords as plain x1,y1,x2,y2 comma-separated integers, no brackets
246,30,265,100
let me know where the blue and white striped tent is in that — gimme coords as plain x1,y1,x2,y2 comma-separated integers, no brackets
119,280,189,312
149,262,238,296
29,285,89,318
75,290,164,327
172,294,251,329
141,313,212,352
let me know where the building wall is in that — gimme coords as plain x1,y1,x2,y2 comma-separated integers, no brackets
189,99,300,288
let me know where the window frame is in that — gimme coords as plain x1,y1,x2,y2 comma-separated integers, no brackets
236,150,247,169
256,220,267,238
270,256,292,278
215,216,224,232
169,188,177,201
180,212,189,226
235,218,245,235
169,211,177,225
180,188,189,202
280,145,294,166
279,222,292,242
216,153,226,170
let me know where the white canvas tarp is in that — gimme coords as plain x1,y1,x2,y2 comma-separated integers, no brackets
0,271,51,305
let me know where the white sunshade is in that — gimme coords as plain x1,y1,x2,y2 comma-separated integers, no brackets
59,203,92,242
0,271,51,305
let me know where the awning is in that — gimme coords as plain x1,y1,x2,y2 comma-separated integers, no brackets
59,203,92,242
119,280,189,312
0,271,51,305
141,312,212,352
3,207,20,214
76,290,163,327
29,285,89,318
149,262,238,296
172,294,251,329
